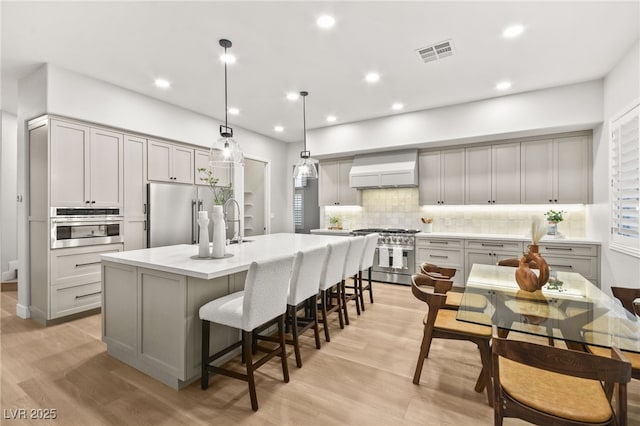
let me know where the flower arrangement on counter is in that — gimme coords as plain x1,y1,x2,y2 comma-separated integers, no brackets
197,167,233,205
420,217,433,224
545,210,565,223
328,215,343,230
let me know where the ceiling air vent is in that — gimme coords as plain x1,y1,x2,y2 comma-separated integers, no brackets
417,39,454,63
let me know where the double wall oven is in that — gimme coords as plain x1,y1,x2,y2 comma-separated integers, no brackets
50,207,124,249
351,228,419,285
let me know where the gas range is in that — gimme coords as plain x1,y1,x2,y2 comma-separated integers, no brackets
351,228,419,285
351,228,420,249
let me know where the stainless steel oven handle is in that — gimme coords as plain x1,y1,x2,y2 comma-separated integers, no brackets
52,218,124,224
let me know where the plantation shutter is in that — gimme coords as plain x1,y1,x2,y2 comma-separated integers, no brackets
610,101,640,257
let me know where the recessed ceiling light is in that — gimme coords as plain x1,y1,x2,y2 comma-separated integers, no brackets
286,92,299,101
316,15,335,29
365,72,380,83
220,53,236,64
392,103,404,111
496,81,512,91
503,24,525,38
274,125,284,132
326,115,337,123
228,107,240,115
154,78,171,89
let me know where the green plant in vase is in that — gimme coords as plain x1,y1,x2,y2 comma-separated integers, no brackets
197,167,233,205
328,215,342,230
545,210,565,235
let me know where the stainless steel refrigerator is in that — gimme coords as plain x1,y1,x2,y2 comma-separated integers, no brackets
147,183,216,248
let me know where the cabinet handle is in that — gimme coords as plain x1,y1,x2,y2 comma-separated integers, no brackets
91,201,96,204
429,254,449,259
554,199,558,203
143,203,147,214
548,264,573,269
143,220,147,231
75,261,101,267
429,241,449,245
545,247,573,251
85,201,91,204
481,243,504,247
75,291,101,300
549,199,552,203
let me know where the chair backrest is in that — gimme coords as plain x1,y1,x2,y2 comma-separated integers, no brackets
359,233,379,270
242,255,294,331
634,298,640,318
612,286,640,315
343,236,365,278
411,274,448,328
420,262,457,279
288,246,328,306
319,239,350,291
491,327,632,425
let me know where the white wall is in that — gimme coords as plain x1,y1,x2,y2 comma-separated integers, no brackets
588,40,640,294
1,111,18,280
308,80,603,157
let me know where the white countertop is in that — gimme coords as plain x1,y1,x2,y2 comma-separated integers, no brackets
101,233,350,280
415,232,601,245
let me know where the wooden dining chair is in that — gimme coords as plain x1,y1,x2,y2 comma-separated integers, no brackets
611,286,640,316
420,262,487,311
411,274,494,406
492,327,632,426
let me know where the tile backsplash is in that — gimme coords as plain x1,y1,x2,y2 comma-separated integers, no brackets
322,188,586,237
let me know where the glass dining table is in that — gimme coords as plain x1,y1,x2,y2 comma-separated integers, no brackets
457,264,640,353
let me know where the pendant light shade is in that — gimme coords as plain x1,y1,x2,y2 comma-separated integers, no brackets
293,91,318,179
210,39,244,169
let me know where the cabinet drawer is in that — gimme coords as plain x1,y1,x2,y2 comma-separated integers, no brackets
417,247,463,267
545,256,598,280
416,238,463,249
538,244,597,257
51,281,102,319
465,240,523,252
51,245,122,288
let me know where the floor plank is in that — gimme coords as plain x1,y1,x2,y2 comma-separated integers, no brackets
1,283,639,425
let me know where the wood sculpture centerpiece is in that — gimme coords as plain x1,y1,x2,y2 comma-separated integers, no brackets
515,221,550,292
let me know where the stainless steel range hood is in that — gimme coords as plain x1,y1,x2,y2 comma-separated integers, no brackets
349,149,418,188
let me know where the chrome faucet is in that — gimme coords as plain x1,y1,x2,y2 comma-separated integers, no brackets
223,198,242,243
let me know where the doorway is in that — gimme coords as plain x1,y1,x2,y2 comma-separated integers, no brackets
293,174,319,234
243,158,267,236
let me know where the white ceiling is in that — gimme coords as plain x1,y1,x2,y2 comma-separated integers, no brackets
2,1,639,142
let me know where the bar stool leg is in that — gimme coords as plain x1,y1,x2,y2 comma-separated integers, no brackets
336,286,345,329
358,271,366,312
353,274,361,316
311,296,322,349
291,305,302,368
320,290,331,342
368,266,374,303
341,280,350,325
278,314,290,382
243,330,258,411
201,320,210,390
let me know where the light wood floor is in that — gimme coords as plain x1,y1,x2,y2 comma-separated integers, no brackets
2,283,639,425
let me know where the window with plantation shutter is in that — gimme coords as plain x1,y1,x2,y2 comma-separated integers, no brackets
294,193,304,229
610,101,640,258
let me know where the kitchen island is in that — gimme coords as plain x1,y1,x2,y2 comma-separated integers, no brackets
100,233,349,389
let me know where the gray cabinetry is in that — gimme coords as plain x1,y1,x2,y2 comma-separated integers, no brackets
465,143,520,204
416,237,465,287
124,135,147,251
419,149,465,205
538,242,600,286
148,139,194,184
50,119,123,207
521,136,590,204
464,240,524,283
318,159,361,206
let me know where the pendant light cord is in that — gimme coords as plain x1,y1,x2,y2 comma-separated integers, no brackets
302,94,306,151
224,45,228,130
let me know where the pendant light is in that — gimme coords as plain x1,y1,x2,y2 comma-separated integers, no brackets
293,91,318,179
209,38,244,169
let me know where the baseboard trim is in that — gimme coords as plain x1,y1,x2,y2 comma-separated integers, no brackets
16,303,31,319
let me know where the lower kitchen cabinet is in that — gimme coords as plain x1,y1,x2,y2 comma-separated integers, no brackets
538,242,600,286
464,240,524,283
124,218,147,251
415,237,465,287
31,244,123,323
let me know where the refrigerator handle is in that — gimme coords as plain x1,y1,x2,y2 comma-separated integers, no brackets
192,200,197,244
198,199,203,211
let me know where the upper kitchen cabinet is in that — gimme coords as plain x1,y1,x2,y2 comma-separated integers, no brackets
194,149,230,187
148,139,194,184
465,143,520,204
418,149,465,205
521,136,591,204
50,120,124,207
319,159,361,206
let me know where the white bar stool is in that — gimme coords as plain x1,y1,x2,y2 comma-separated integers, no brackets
199,255,294,411
285,246,328,368
342,236,365,325
318,239,350,342
357,233,379,311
